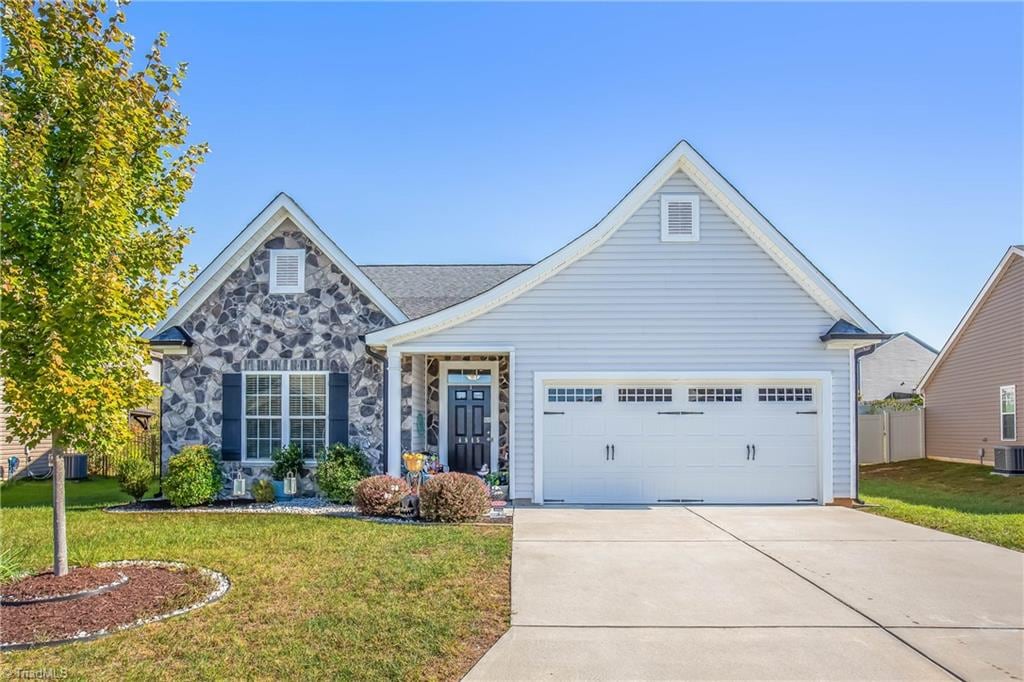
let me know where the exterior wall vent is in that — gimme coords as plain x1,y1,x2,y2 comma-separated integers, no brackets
269,249,305,293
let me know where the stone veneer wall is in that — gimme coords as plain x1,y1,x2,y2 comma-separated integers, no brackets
161,221,393,494
400,355,509,469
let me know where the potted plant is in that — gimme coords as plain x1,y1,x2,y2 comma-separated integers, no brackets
269,444,304,498
484,469,509,501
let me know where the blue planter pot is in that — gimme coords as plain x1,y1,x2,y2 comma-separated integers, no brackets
271,480,289,499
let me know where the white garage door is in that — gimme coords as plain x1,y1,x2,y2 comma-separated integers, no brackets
542,380,821,504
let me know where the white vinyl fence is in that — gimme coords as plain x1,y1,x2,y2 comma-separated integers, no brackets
858,409,925,465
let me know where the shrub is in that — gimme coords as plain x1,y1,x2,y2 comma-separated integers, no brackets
252,479,276,503
315,443,371,504
269,443,305,481
354,475,411,516
116,456,151,502
164,445,223,507
419,472,491,522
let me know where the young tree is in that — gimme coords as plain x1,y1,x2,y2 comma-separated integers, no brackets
0,0,206,575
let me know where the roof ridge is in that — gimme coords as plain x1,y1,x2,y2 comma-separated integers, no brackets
360,263,532,267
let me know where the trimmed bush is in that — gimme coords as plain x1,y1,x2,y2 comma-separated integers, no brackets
269,443,305,481
354,475,411,516
419,472,491,522
252,479,276,503
116,456,151,502
315,443,370,504
164,445,223,507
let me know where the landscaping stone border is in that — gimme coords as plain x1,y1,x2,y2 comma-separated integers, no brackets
1,572,128,607
0,561,230,652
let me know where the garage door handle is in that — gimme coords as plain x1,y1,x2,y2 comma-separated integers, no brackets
746,444,750,460
752,444,756,460
796,410,817,415
611,444,615,461
605,444,610,461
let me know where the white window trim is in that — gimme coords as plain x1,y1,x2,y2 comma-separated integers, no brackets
242,371,328,462
1000,385,1016,441
269,248,306,294
660,193,700,243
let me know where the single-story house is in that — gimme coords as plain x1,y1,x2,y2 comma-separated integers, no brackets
919,246,1023,464
149,141,886,505
857,332,937,402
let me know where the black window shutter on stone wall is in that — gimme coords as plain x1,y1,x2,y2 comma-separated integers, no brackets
329,373,350,446
221,373,242,461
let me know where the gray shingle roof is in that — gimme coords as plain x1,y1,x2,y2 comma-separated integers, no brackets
360,264,531,319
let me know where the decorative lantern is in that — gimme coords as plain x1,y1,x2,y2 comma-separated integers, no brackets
284,471,298,497
232,470,247,497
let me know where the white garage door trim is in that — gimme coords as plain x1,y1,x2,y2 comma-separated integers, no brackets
532,371,834,505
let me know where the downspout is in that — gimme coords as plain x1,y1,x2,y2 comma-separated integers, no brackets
364,342,389,470
852,345,874,505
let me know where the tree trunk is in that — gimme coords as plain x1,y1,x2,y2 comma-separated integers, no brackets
51,431,68,576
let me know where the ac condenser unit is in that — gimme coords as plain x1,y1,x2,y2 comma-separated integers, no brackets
993,446,1024,476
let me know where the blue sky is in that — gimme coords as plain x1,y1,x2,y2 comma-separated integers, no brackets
126,2,1023,348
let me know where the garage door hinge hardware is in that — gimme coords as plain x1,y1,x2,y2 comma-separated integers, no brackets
544,411,565,415
657,410,704,415
796,410,817,414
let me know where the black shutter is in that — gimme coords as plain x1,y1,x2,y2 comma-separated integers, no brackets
329,373,349,445
222,373,242,461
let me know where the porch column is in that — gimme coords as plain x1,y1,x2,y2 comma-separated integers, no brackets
386,347,402,476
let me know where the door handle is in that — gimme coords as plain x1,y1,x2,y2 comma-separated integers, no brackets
752,444,756,460
605,444,610,461
746,444,750,460
611,444,615,461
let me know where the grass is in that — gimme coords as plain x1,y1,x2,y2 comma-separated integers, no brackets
860,459,1024,550
1,476,159,509
0,478,512,680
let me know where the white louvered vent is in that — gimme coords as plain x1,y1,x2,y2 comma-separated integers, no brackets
269,249,305,293
660,194,700,242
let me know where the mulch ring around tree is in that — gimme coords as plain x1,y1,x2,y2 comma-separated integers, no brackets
0,561,229,651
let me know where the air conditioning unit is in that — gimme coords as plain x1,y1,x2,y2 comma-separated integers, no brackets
993,446,1024,476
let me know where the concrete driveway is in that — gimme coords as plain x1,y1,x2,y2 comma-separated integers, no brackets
467,506,1024,681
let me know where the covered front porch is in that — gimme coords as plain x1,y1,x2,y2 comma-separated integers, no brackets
383,346,513,480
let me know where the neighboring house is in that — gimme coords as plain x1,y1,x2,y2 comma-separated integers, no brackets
857,333,938,402
919,246,1024,464
1,354,164,480
149,141,885,504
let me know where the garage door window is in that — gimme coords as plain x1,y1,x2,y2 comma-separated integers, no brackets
548,387,602,403
688,387,742,402
618,387,672,402
758,387,813,402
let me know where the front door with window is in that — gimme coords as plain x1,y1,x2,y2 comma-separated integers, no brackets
447,385,491,473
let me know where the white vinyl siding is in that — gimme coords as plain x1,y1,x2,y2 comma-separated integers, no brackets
405,171,852,501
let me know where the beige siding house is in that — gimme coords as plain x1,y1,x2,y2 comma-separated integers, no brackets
920,246,1024,463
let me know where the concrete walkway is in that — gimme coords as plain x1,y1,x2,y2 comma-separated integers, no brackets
467,506,1024,681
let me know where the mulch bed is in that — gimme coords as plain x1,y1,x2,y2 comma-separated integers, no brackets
2,567,125,604
1,562,227,650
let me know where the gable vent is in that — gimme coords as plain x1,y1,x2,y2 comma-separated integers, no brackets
270,249,305,293
661,194,700,242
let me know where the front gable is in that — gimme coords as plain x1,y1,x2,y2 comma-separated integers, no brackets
366,141,878,347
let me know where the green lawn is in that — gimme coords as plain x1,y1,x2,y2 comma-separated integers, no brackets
0,479,512,680
860,459,1024,550
1,475,159,509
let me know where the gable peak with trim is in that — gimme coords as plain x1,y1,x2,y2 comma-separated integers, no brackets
365,140,881,346
151,193,409,335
